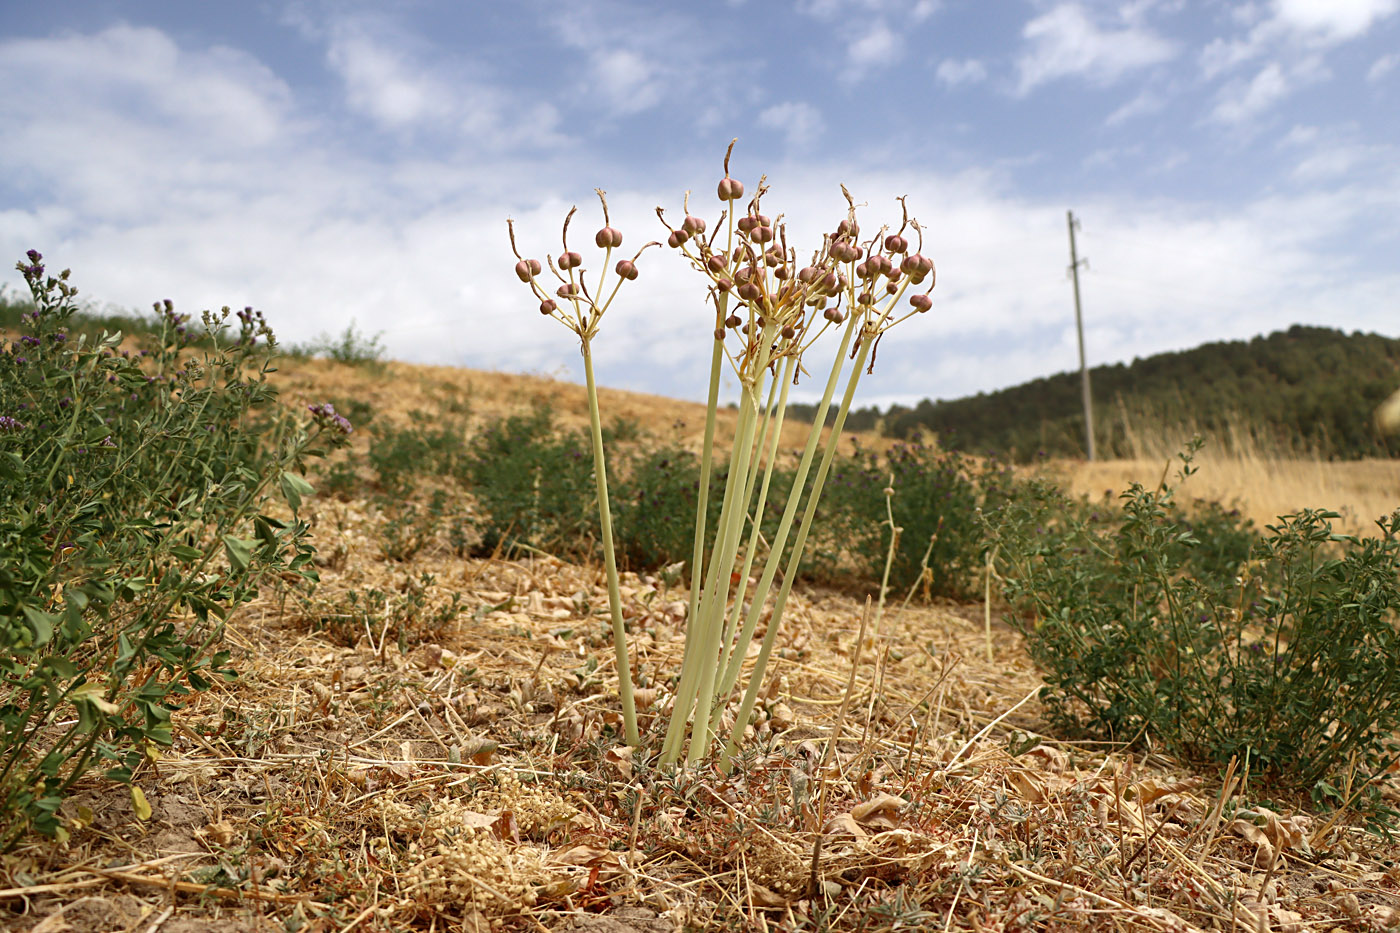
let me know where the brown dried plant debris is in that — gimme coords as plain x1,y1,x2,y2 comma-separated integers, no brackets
4,359,1400,933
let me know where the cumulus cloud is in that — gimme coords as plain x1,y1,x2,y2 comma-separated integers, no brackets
1369,51,1400,81
936,58,987,86
1201,0,1397,121
758,101,826,148
2,20,1397,410
325,26,451,128
844,20,904,81
1015,3,1176,95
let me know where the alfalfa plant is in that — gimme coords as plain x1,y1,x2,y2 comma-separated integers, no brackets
0,252,347,848
508,142,935,768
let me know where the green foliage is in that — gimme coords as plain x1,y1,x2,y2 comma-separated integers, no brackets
804,441,1016,598
294,320,386,367
792,326,1400,461
610,444,723,571
366,410,469,496
989,442,1400,817
460,407,598,558
0,253,344,848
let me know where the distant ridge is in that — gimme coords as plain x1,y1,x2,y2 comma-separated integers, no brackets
789,325,1400,461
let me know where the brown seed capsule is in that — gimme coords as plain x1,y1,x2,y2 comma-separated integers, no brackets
558,251,583,270
886,281,900,295
682,215,707,235
668,230,688,248
539,299,557,315
858,290,875,305
716,277,734,292
718,177,745,201
595,226,623,248
557,283,579,298
774,266,789,280
798,265,819,283
910,293,933,312
726,313,742,328
856,261,873,280
884,234,908,253
707,254,727,273
819,271,839,292
615,259,638,280
752,226,774,243
836,219,859,239
781,324,796,339
515,259,541,282
738,282,762,301
736,215,757,234
824,306,845,323
714,327,727,341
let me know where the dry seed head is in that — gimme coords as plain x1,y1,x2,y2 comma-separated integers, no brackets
615,259,639,280
538,299,557,315
714,327,726,340
885,234,908,253
595,226,623,249
781,323,796,339
667,230,688,248
857,289,875,306
751,225,774,243
706,254,727,274
738,282,762,301
556,283,579,298
558,250,583,270
824,306,845,323
715,276,733,292
718,176,744,201
910,293,932,312
736,215,757,234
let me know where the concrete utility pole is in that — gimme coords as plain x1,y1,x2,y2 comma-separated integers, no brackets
1066,210,1096,461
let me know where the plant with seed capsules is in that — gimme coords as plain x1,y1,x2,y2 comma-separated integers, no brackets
508,142,935,768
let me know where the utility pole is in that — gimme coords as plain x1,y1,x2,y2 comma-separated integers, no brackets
1066,210,1096,461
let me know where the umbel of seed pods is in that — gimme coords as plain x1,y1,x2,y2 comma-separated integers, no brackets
507,192,659,748
507,144,937,767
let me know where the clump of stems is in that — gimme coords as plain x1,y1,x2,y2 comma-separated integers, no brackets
508,142,935,768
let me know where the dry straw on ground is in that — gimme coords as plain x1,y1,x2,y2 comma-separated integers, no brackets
3,357,1399,932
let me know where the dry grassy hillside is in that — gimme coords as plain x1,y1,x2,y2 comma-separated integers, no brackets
7,354,1400,933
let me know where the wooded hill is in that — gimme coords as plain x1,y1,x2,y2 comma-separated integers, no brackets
789,326,1400,461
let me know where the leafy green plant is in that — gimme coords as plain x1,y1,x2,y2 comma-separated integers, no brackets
460,406,597,559
611,444,723,572
805,441,1014,598
508,142,937,765
0,252,347,848
367,411,469,496
296,320,386,367
989,441,1400,814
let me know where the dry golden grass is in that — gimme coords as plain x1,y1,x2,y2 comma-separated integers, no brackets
1045,414,1399,537
4,356,1399,932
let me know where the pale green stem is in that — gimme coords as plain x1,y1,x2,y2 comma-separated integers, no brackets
714,316,858,707
711,353,795,725
719,329,876,771
686,363,766,763
662,350,757,762
582,339,640,747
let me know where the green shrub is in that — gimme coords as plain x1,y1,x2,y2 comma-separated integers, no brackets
0,253,346,847
611,444,723,571
367,411,468,496
295,320,385,367
989,442,1400,818
461,407,597,558
803,441,1015,598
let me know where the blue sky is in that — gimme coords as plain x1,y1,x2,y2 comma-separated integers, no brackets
2,0,1397,408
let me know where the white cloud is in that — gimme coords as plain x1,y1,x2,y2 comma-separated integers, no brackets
845,21,903,81
326,27,451,128
1272,0,1399,42
1369,52,1400,81
2,22,1397,411
1211,61,1292,124
936,58,987,86
1105,89,1166,124
758,102,826,148
1016,3,1176,95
